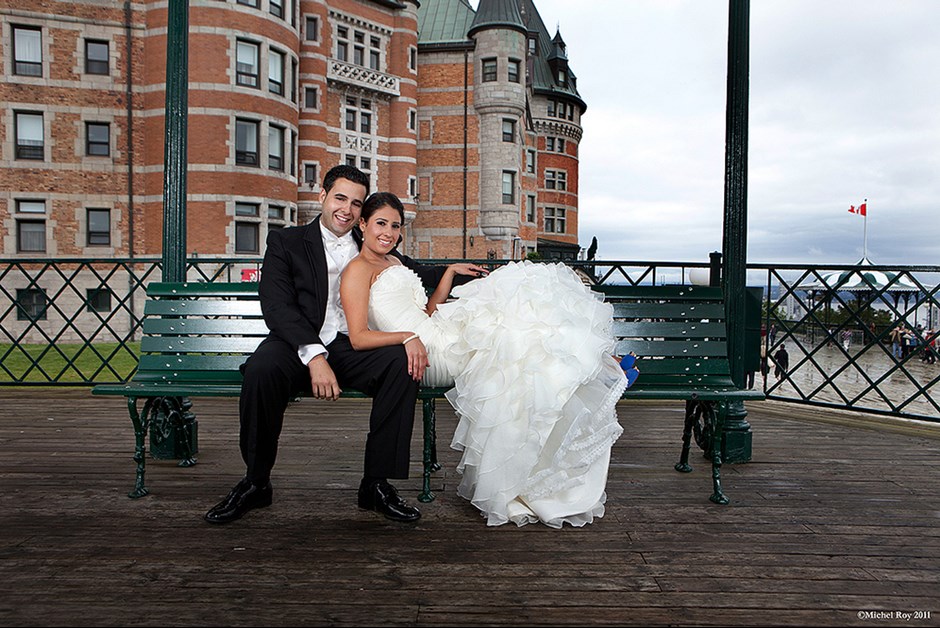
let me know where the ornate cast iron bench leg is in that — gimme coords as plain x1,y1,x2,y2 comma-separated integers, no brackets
418,397,437,503
676,399,697,474
126,397,149,499
708,402,729,505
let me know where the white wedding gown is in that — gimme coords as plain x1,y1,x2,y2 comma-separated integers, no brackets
367,261,626,528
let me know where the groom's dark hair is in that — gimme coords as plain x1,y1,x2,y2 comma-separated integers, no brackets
361,192,405,223
323,164,370,195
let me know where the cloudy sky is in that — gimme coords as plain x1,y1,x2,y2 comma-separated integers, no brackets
476,0,940,266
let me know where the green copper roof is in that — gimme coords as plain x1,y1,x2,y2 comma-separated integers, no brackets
418,0,476,45
468,0,526,37
417,0,584,110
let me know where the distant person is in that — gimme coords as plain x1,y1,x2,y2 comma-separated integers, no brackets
889,326,904,359
768,323,778,346
841,329,852,352
773,344,790,381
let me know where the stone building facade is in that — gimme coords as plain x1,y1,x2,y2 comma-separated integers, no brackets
2,0,584,266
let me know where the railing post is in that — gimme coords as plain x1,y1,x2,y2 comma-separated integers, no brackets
721,0,753,464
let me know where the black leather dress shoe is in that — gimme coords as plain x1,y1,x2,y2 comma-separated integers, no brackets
358,480,421,522
204,478,273,524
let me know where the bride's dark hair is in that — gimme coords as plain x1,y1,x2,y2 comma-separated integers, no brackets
361,192,405,223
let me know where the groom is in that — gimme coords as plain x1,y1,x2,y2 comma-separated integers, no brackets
205,165,451,524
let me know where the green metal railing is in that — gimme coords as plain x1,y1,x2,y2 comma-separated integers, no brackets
2,257,938,424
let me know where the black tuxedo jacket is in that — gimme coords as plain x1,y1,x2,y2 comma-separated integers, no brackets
257,217,452,350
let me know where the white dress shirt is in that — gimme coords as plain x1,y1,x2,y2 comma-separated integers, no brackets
297,227,358,365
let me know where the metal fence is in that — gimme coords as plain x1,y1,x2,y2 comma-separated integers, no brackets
2,257,938,423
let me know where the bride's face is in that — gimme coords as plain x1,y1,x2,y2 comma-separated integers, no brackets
361,205,402,255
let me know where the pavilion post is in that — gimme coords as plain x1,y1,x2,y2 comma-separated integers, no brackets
720,0,753,463
162,0,189,283
151,0,197,461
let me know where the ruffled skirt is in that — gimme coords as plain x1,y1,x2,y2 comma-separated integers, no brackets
430,261,626,528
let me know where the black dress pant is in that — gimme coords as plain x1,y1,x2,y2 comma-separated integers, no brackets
238,333,418,486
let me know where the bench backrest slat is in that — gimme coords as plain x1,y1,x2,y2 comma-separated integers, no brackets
143,318,270,336
144,300,263,317
140,336,265,354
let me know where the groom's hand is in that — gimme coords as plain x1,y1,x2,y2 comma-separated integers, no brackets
307,355,341,401
404,339,429,382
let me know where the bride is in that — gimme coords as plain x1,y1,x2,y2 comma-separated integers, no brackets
340,192,627,528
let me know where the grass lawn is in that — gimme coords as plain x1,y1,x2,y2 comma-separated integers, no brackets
0,342,140,384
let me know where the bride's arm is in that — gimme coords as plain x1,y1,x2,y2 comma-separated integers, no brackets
426,263,489,315
341,259,417,351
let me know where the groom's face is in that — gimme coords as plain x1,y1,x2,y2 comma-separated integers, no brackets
319,177,367,237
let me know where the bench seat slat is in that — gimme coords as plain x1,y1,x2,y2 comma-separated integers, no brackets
138,354,251,372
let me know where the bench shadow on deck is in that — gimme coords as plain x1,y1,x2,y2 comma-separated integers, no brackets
1,390,939,627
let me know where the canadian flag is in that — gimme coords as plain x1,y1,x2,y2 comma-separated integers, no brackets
848,202,867,216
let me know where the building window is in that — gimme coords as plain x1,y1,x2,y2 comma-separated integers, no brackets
236,40,260,88
290,58,297,102
501,171,515,205
237,0,259,7
235,203,260,253
13,26,42,77
409,47,417,71
409,176,417,200
558,68,568,87
546,169,567,191
526,195,536,223
502,119,515,143
86,288,112,313
526,149,536,174
268,205,285,220
17,220,45,252
360,157,371,172
235,118,259,166
15,112,44,160
545,207,566,233
528,36,537,56
269,49,284,95
305,16,319,42
85,39,109,75
336,26,349,62
87,208,111,245
268,125,284,171
86,122,110,157
353,31,365,66
482,58,497,82
270,0,283,19
16,288,47,321
556,138,566,153
345,97,372,134
547,136,566,153
290,130,296,177
236,202,259,217
369,36,381,70
345,154,356,167
304,86,318,109
303,163,318,187
508,59,520,83
408,110,416,132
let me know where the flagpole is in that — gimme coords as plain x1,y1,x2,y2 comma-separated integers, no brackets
863,197,868,259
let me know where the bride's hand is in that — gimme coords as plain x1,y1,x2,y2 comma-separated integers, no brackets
448,263,488,278
404,337,429,382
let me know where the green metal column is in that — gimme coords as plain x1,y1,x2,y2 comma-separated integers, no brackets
153,0,197,462
721,0,752,463
162,0,189,282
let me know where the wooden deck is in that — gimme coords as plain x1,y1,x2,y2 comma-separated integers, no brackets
1,390,939,627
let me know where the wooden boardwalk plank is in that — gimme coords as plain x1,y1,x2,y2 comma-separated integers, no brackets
1,391,939,627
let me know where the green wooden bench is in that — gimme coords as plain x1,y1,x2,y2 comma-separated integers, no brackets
93,280,763,505
598,283,765,503
92,281,447,502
